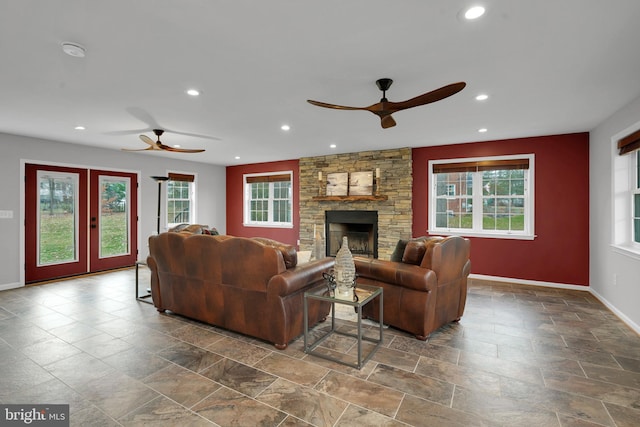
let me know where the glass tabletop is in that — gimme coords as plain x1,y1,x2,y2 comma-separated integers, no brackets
305,283,382,307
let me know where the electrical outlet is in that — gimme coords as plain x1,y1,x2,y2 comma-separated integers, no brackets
0,210,13,219
613,273,617,286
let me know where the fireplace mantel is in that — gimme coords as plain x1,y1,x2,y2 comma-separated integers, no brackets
312,195,388,201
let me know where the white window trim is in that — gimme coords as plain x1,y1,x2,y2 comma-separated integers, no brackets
611,125,640,258
243,171,294,228
428,154,536,240
166,171,197,228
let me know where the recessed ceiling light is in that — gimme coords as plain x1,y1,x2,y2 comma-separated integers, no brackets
330,144,337,148
74,126,85,130
478,128,488,133
464,6,485,20
281,124,290,131
235,156,241,160
475,94,489,101
61,42,86,58
173,144,181,148
186,89,200,96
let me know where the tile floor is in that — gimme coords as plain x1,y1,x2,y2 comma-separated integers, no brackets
0,269,639,426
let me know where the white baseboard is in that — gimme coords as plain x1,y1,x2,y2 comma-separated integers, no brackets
469,274,589,291
589,288,640,336
0,282,23,291
469,273,640,336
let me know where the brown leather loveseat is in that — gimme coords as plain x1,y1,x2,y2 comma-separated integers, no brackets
354,236,471,340
147,232,334,349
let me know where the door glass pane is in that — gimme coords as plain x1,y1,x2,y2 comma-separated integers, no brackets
99,176,130,258
37,171,78,265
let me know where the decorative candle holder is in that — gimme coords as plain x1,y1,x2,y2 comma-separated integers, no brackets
374,176,381,196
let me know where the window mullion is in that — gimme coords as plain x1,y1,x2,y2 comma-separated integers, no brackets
472,171,483,230
268,182,274,223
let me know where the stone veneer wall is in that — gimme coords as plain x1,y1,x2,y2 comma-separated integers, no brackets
299,148,412,260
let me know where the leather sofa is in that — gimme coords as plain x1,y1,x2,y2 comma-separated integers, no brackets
147,232,334,349
354,236,471,340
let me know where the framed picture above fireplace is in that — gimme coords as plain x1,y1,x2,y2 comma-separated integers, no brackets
349,171,374,196
326,172,348,196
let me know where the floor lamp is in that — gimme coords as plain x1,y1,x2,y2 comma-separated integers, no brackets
150,176,169,234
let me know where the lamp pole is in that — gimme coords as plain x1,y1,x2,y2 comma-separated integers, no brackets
150,176,169,234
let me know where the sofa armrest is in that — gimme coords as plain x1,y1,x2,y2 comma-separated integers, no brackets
268,257,335,296
354,257,437,292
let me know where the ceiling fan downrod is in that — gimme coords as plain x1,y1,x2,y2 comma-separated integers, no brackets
376,78,393,101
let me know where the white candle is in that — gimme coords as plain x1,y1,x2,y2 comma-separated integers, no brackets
318,171,322,181
375,168,380,178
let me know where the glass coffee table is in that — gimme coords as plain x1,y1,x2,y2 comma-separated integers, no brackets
303,284,383,369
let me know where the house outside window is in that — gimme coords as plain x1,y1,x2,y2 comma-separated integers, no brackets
244,172,293,227
167,172,195,227
429,155,535,239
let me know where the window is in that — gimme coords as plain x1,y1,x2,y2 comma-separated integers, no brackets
429,155,534,239
614,127,640,253
167,172,195,227
244,172,293,227
635,150,640,244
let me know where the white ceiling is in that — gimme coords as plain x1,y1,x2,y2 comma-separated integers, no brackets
1,0,640,166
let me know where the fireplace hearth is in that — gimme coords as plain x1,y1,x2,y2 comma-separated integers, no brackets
325,210,378,258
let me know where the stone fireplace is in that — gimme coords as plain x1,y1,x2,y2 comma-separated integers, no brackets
325,210,377,258
298,148,413,261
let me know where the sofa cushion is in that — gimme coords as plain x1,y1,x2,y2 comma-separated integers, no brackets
390,239,408,262
402,240,427,265
252,237,298,268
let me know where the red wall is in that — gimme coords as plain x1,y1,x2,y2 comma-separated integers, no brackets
226,159,300,246
412,133,589,286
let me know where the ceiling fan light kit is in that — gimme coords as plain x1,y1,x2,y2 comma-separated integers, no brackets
307,78,466,129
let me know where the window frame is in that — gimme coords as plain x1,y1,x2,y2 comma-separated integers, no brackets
166,172,196,228
243,171,293,228
612,125,640,259
633,150,640,246
428,154,535,240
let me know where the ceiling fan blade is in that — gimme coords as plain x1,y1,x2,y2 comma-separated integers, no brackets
162,146,206,153
388,82,466,112
105,128,149,136
166,130,221,141
380,115,397,129
307,100,365,111
139,134,157,146
127,107,160,128
121,147,156,152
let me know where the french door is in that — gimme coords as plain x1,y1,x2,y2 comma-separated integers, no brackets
25,164,138,283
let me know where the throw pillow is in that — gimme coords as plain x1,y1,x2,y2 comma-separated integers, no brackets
402,240,427,265
390,239,408,262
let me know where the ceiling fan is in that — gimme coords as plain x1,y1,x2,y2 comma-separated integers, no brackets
307,78,466,129
122,129,205,153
